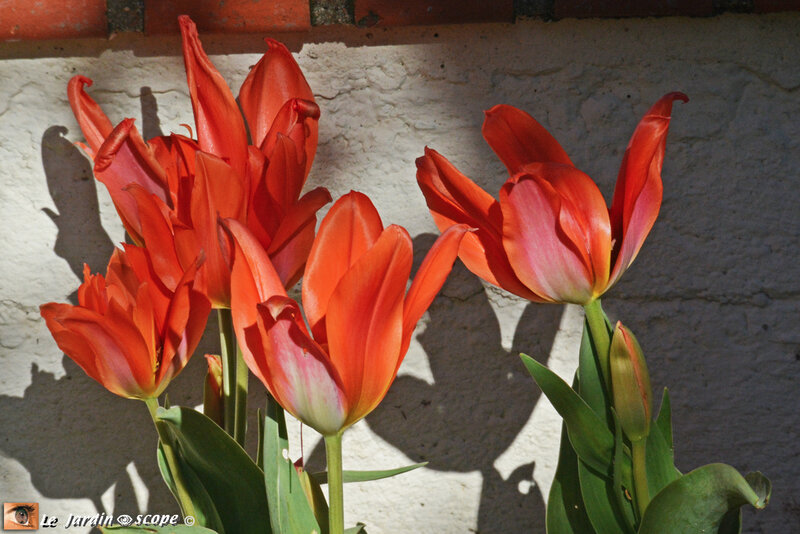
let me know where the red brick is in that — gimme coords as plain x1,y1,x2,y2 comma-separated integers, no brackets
754,0,800,12
145,0,310,35
1,0,107,41
555,0,713,18
354,0,513,27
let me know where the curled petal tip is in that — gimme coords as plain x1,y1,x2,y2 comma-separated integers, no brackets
70,74,93,88
294,98,320,119
670,92,689,103
263,37,290,53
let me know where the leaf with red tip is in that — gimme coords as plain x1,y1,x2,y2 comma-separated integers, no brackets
482,104,573,174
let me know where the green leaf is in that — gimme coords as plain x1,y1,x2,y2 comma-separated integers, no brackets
520,354,615,476
578,316,611,421
157,441,223,533
654,388,673,451
344,523,368,533
638,464,770,534
718,508,742,534
262,397,321,534
546,423,596,534
579,460,636,534
310,463,428,485
156,406,270,534
101,526,217,533
644,417,680,498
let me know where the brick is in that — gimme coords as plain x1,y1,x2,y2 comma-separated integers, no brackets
555,0,714,18
754,0,800,12
144,0,310,35
1,0,107,41
354,0,514,27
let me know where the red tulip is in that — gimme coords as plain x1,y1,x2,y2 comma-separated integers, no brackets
226,192,469,435
67,16,327,306
417,92,687,304
40,246,210,399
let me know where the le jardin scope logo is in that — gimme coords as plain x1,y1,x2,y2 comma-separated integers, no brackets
3,503,38,530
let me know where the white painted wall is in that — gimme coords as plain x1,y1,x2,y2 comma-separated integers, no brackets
1,13,798,533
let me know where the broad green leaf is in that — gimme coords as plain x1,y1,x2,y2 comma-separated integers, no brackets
310,463,428,484
262,397,321,534
520,354,615,475
101,525,217,533
579,460,636,534
638,464,770,534
546,423,596,534
157,441,223,533
156,406,270,534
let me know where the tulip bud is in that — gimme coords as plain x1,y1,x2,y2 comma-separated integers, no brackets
203,354,224,427
610,322,653,442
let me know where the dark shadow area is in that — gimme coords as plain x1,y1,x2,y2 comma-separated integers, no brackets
41,125,114,302
305,233,562,532
0,359,176,522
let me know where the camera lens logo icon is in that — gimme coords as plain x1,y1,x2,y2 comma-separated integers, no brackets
116,514,133,526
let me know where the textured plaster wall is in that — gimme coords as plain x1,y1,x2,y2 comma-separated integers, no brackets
1,13,798,534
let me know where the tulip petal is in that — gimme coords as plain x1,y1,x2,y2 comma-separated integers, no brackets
40,303,103,383
67,75,113,156
94,119,170,244
126,185,183,291
179,15,249,176
302,191,384,342
148,133,200,222
401,224,470,357
500,172,596,304
482,104,573,174
416,148,542,301
326,225,411,428
522,163,612,297
239,38,317,160
191,152,247,307
266,187,332,289
251,297,347,436
226,218,289,382
259,98,320,180
609,92,687,287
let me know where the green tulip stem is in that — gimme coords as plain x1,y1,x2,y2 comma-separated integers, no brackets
234,345,248,446
632,437,650,518
325,431,345,534
144,397,196,518
583,298,611,390
218,309,240,443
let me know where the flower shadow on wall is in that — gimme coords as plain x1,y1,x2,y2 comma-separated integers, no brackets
6,89,214,530
302,234,562,533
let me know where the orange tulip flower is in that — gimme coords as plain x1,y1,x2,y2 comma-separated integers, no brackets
417,92,687,305
67,16,327,306
40,246,210,399
226,192,469,435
